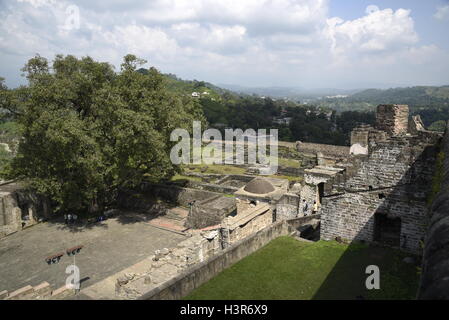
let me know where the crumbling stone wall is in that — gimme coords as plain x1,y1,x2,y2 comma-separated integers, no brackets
276,193,300,220
120,184,221,208
296,141,350,159
226,209,272,244
114,230,222,299
319,104,442,254
277,166,304,177
350,125,372,155
299,171,338,217
117,203,272,299
185,195,236,229
299,183,316,216
185,180,239,194
0,183,51,239
351,124,371,147
418,123,449,299
1,281,76,300
136,215,320,300
375,104,409,136
321,134,440,253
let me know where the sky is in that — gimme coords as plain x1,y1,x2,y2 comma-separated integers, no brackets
1,0,449,89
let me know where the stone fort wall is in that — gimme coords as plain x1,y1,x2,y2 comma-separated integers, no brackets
418,122,449,299
320,105,441,253
137,215,319,300
0,183,50,239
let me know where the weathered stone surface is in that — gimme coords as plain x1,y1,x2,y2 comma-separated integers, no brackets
0,290,8,299
50,286,76,300
185,195,236,229
33,282,52,298
418,122,449,299
0,184,51,239
7,285,34,300
116,201,277,299
296,141,349,159
321,105,441,254
276,193,300,220
350,143,368,156
376,104,409,136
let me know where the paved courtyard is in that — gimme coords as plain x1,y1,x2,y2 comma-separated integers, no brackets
0,212,186,293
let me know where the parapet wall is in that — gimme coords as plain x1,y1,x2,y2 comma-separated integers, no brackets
118,184,222,209
295,141,350,159
321,133,440,253
138,215,318,300
418,122,449,299
1,281,75,300
185,195,236,229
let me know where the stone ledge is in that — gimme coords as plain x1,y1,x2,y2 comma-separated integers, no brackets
0,290,8,299
7,285,34,300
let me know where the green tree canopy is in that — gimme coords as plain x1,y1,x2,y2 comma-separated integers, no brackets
428,120,447,132
7,54,204,214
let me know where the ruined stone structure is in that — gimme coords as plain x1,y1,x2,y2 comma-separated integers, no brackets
0,182,50,239
418,122,449,299
222,201,272,245
185,195,236,229
114,200,274,299
0,281,76,300
296,141,350,167
5,103,446,300
319,104,442,253
375,104,409,135
276,193,301,220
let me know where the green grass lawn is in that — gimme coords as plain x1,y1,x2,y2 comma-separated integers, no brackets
185,236,420,300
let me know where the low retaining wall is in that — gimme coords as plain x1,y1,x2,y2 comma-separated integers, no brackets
186,181,239,195
286,214,321,231
418,123,449,299
138,214,321,300
277,166,304,177
137,183,222,207
138,220,289,300
1,281,75,300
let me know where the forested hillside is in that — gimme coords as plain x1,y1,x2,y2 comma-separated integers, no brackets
316,86,449,128
2,64,447,181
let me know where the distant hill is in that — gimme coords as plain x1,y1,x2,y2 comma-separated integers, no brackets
345,86,449,106
218,84,449,106
218,84,361,101
137,68,449,128
315,85,449,127
137,68,235,100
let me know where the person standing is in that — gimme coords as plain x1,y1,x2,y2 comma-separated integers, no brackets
302,200,309,216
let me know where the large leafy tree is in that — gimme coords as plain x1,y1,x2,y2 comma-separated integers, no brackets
7,54,204,214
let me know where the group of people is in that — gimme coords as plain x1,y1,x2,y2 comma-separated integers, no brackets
302,200,318,216
64,213,78,225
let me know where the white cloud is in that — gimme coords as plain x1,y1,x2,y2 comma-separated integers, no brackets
102,25,179,61
0,1,447,88
16,0,55,8
434,5,449,20
325,8,418,56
